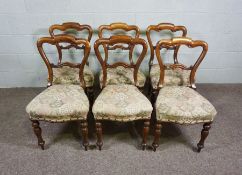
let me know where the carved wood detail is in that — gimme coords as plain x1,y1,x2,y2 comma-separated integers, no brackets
31,120,45,150
155,37,208,89
37,35,91,88
197,122,212,152
94,35,147,88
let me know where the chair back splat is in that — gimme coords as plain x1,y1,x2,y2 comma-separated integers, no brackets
94,35,147,88
155,37,208,89
146,23,187,69
49,22,93,66
37,35,91,88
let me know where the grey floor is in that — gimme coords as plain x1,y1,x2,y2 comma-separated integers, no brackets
0,84,242,175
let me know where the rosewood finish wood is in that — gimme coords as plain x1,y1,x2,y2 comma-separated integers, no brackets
94,35,147,88
155,37,208,89
32,35,91,150
37,35,91,88
197,122,212,152
94,35,151,150
31,120,45,150
98,23,140,66
146,23,187,68
152,122,162,152
98,22,140,38
49,22,93,66
151,37,212,152
95,121,103,151
142,120,150,150
81,121,89,151
49,22,94,103
49,22,93,41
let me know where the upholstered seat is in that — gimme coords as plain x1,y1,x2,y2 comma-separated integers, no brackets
99,66,146,87
26,85,89,122
156,86,217,124
53,66,94,87
92,84,152,122
150,64,191,89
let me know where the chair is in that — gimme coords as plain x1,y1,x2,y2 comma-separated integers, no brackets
152,37,217,152
93,35,153,150
49,22,94,104
146,23,187,102
26,35,91,150
98,23,146,90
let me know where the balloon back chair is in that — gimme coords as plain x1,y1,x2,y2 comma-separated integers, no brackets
146,23,187,103
97,23,146,92
49,22,94,104
26,35,91,150
152,37,217,152
93,35,153,150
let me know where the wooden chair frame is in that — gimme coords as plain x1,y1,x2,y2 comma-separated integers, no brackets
32,35,91,150
93,35,150,150
146,23,187,69
98,23,141,79
49,22,94,103
155,37,208,89
152,37,211,152
146,23,187,104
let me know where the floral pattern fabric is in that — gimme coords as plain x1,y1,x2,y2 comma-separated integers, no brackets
53,66,94,87
99,66,146,88
150,64,191,89
92,85,153,122
26,85,89,122
156,86,217,124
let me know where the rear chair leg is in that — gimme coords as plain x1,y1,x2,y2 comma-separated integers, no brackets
142,119,150,150
197,122,212,152
152,122,162,152
81,121,89,151
96,121,103,150
31,120,45,150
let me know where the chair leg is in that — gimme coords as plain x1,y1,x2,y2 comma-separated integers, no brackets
80,120,89,151
197,122,212,152
142,119,150,150
152,122,162,152
31,120,45,150
95,121,103,151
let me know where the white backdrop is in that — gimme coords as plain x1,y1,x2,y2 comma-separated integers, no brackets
0,0,242,87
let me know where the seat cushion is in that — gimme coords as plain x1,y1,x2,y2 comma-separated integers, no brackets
150,64,191,89
156,86,217,124
99,66,146,87
53,66,94,87
26,85,89,122
92,85,153,122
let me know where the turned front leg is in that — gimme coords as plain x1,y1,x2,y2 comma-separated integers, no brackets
31,120,45,150
96,121,103,151
197,122,212,152
80,120,89,151
142,119,150,150
152,122,162,152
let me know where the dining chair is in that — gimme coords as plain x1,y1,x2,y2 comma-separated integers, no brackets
92,35,153,150
146,23,187,103
98,23,146,91
152,37,217,152
49,22,94,104
26,35,91,150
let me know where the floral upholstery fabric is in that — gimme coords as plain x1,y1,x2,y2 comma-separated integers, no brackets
156,86,217,124
53,66,94,87
99,66,146,88
26,85,89,122
92,85,153,122
150,64,191,89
